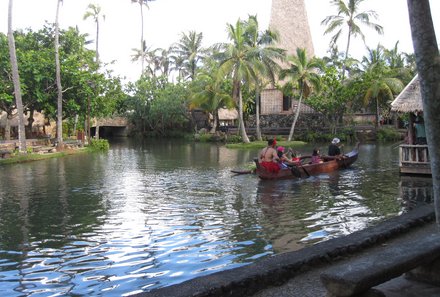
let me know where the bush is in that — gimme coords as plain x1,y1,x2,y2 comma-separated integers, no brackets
376,127,402,142
89,139,110,151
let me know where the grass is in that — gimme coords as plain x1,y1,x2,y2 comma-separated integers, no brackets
226,140,307,149
0,147,92,166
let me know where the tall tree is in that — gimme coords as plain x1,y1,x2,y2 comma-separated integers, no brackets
55,0,64,146
173,31,204,80
131,0,155,75
280,48,322,141
360,46,403,128
407,0,440,222
243,15,284,141
7,0,26,152
190,63,234,133
321,0,383,79
216,17,283,143
83,3,105,65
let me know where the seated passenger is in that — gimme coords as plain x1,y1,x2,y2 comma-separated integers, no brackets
328,138,343,157
259,139,280,173
311,148,323,164
276,146,290,169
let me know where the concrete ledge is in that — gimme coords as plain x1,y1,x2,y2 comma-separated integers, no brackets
320,229,440,296
134,205,435,297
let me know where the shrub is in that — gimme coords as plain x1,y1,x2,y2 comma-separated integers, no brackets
376,127,402,142
89,139,110,151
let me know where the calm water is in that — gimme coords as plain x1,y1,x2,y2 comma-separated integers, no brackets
0,139,432,296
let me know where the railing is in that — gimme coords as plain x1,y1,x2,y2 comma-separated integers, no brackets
399,144,431,175
399,144,430,164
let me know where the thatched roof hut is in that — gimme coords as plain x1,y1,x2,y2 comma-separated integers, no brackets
391,74,423,112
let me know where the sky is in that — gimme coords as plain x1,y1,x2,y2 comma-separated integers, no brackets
1,0,439,82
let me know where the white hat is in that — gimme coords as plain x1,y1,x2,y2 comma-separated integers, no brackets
332,138,340,144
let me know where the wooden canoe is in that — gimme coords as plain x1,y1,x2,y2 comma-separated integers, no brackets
255,146,359,180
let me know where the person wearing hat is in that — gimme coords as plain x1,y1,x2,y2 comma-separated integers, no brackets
259,139,280,173
328,137,343,157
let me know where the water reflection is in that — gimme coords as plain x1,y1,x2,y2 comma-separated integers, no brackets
0,140,433,296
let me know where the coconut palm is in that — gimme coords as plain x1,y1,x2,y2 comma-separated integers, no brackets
321,0,383,79
280,48,322,141
216,17,284,143
83,3,105,65
406,0,440,220
7,0,26,152
54,0,64,146
361,46,403,128
131,0,155,74
243,15,284,141
173,31,204,81
190,64,234,133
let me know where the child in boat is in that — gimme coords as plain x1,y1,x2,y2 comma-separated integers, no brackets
290,150,302,166
311,148,323,164
277,146,290,169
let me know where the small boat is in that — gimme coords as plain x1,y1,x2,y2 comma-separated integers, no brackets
255,145,359,180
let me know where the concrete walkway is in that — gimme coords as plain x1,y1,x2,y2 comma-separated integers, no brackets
135,205,440,297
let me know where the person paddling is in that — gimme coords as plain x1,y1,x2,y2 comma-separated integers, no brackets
259,139,280,173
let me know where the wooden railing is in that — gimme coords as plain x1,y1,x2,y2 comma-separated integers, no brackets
399,144,431,175
399,144,430,164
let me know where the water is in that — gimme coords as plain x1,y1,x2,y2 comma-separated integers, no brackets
0,139,432,296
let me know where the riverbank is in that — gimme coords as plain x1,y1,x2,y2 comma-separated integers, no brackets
135,204,438,297
0,138,109,165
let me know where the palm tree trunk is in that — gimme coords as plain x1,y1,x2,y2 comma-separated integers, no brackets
342,27,352,80
255,90,262,141
288,92,303,142
376,97,380,128
238,89,250,143
55,0,63,147
407,0,440,223
96,18,100,64
139,2,144,74
7,0,26,152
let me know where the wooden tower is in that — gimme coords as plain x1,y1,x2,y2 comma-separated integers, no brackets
260,0,315,115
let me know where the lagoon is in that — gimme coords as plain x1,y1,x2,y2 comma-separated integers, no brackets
0,139,432,296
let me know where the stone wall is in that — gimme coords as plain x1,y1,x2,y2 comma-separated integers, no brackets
247,113,327,131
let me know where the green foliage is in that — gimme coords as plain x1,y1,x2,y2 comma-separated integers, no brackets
89,139,110,151
376,127,401,142
225,134,242,143
125,76,190,136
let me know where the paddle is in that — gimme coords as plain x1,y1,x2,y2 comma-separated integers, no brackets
230,169,253,175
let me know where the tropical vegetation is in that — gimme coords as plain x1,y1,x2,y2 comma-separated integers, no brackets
1,1,417,149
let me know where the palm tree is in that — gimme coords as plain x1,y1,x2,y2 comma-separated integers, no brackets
243,15,284,141
131,41,155,76
321,0,383,79
55,0,64,146
131,0,155,74
216,17,284,143
280,48,322,141
406,0,440,221
83,3,105,65
173,31,204,80
190,64,234,133
7,0,26,152
361,46,403,128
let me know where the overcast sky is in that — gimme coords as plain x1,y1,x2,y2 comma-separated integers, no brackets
1,0,439,82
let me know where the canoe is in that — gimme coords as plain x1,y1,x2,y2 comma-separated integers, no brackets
255,146,359,180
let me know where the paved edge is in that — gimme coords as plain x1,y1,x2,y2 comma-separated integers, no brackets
133,205,435,297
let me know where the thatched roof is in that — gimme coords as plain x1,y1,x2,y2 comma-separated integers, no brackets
391,74,423,112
